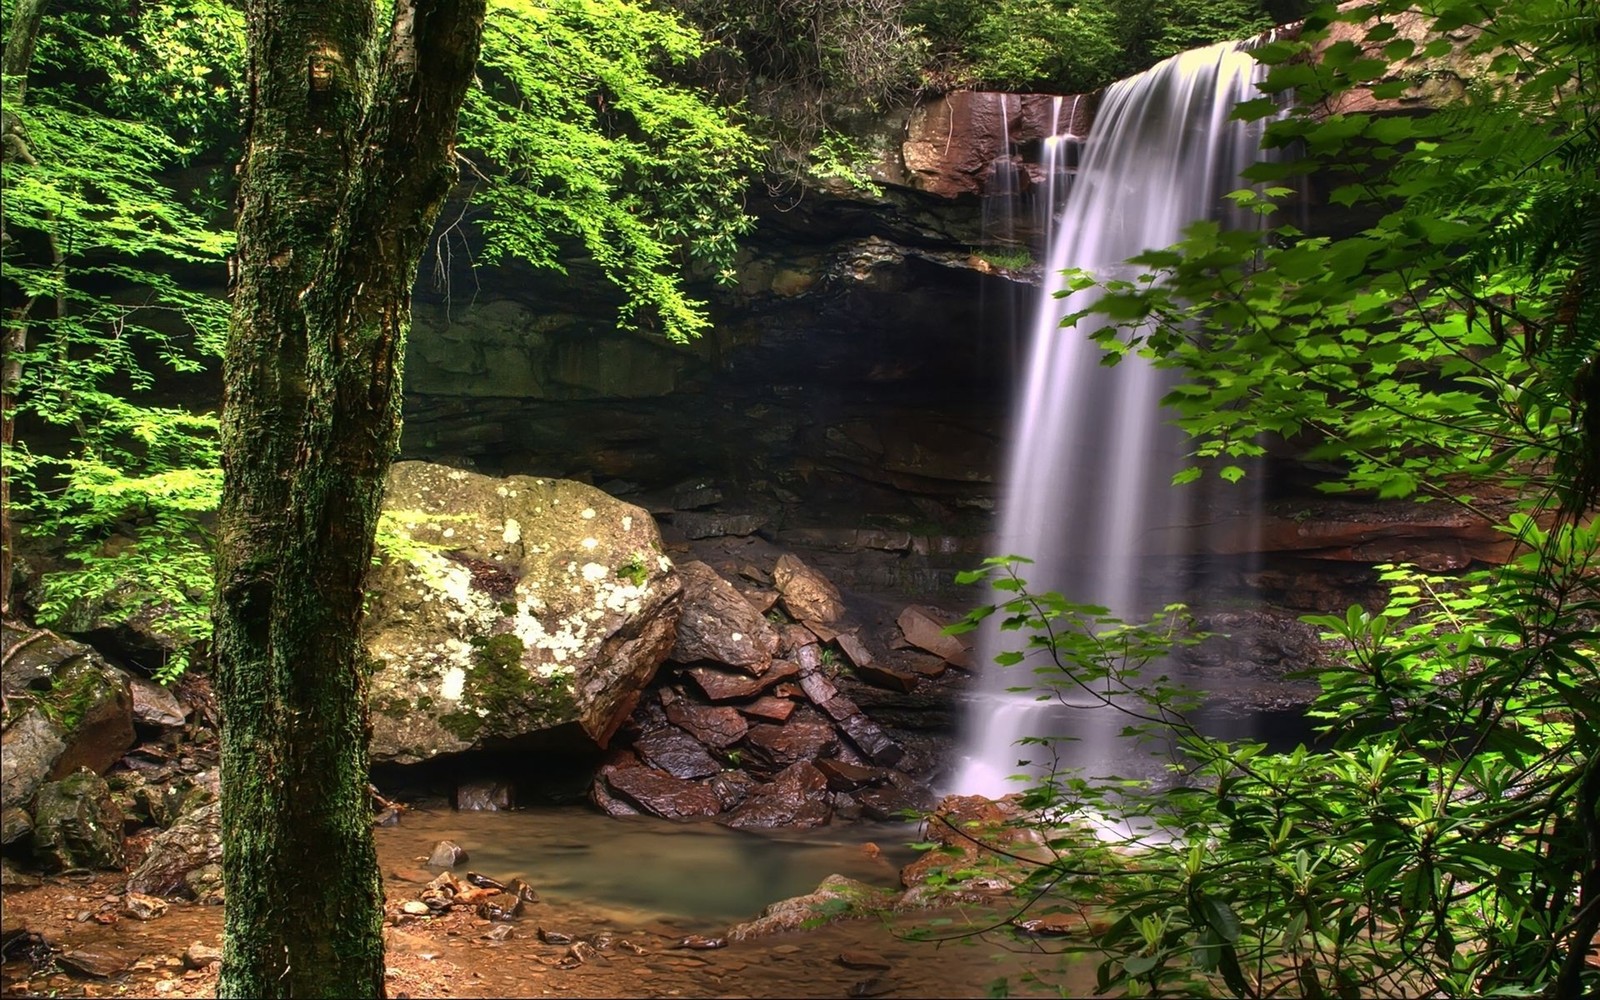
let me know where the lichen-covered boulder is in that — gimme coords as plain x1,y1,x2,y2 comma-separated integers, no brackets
364,462,683,763
1,628,134,816
31,770,124,872
127,800,222,900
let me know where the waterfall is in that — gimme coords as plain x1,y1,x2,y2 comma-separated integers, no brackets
951,41,1276,798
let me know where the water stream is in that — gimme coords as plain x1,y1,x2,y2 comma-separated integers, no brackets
953,41,1277,798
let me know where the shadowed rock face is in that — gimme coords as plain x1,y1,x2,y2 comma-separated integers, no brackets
363,462,683,763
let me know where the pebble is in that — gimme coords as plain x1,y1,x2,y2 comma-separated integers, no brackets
400,900,432,916
838,950,892,970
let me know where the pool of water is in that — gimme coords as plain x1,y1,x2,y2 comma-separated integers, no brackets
378,807,920,929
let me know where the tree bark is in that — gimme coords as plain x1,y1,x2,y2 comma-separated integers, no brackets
0,0,52,619
213,1,483,996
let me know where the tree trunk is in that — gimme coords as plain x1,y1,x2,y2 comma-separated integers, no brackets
213,1,483,996
0,0,53,619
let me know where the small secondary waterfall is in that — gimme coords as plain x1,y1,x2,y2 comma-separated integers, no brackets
952,41,1276,797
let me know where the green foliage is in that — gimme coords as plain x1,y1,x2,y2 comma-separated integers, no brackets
615,550,651,587
1065,0,1599,513
906,0,1284,92
936,3,1600,996
460,0,758,341
3,0,231,678
950,531,1598,997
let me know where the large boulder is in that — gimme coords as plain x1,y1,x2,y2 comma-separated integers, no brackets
363,462,683,762
1,628,134,818
126,800,222,900
668,561,779,674
31,770,124,872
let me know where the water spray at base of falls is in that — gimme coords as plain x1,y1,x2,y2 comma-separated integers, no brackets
951,41,1278,799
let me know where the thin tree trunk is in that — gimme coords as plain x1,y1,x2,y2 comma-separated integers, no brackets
0,0,52,619
213,1,483,996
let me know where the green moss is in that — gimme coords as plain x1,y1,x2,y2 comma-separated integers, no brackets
443,632,579,741
616,551,650,587
39,663,111,732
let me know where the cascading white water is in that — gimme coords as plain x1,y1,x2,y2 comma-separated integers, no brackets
951,41,1276,798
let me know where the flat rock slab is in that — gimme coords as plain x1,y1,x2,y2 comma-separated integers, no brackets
721,762,831,829
685,661,799,702
633,726,723,780
896,606,972,667
58,945,139,978
601,763,721,819
736,696,796,723
745,722,838,767
665,702,748,749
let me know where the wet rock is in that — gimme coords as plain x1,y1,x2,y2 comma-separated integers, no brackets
739,588,780,614
671,484,723,510
849,661,919,693
708,771,761,811
854,786,921,821
427,840,469,868
182,942,222,970
456,779,513,811
896,606,971,667
670,935,726,950
598,762,722,819
744,722,838,768
726,874,895,939
834,633,874,668
633,725,722,780
773,555,845,625
476,892,523,921
669,561,780,674
128,677,187,732
122,892,168,921
900,795,1043,892
816,759,885,792
400,899,432,916
684,661,799,702
665,701,748,748
31,770,124,872
364,462,684,763
590,775,643,816
722,761,831,829
737,696,796,723
839,950,893,970
128,800,222,899
838,713,905,767
58,945,138,978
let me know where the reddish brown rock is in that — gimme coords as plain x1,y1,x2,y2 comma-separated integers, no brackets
665,702,748,749
684,661,799,702
737,696,797,723
670,561,780,675
816,694,860,724
850,661,918,693
897,606,972,667
721,762,831,829
838,713,904,767
633,726,722,780
834,633,874,668
745,722,838,767
854,786,920,821
599,763,721,820
815,759,885,792
773,555,845,625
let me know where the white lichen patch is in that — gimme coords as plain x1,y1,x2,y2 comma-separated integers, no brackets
449,470,466,480
581,508,596,520
503,519,521,544
731,632,743,642
622,515,633,531
496,485,510,497
581,538,598,551
439,666,466,701
581,562,608,582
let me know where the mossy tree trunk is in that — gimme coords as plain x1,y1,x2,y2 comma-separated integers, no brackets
214,1,483,997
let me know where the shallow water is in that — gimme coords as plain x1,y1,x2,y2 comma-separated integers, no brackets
381,807,919,929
